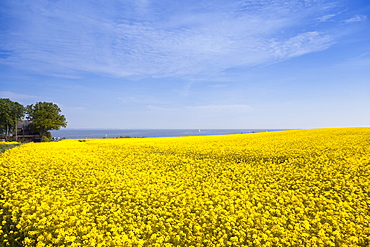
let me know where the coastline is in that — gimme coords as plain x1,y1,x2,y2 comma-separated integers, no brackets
50,129,288,139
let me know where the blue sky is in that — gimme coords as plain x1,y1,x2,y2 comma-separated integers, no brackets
1,0,369,129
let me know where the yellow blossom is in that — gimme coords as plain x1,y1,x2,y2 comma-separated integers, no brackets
0,128,369,246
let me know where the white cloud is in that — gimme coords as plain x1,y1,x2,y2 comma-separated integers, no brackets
0,0,342,78
344,14,367,23
0,91,39,101
317,14,336,22
269,31,333,59
117,97,137,103
147,104,253,113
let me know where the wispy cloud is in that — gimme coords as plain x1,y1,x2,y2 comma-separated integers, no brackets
175,81,195,97
0,0,348,78
344,14,367,23
269,31,333,59
147,104,253,113
117,97,138,103
317,14,337,22
0,91,39,101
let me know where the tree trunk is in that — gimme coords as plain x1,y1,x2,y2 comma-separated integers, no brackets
5,123,8,141
39,129,45,142
15,119,18,141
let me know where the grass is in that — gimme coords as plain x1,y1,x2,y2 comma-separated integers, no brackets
0,144,21,154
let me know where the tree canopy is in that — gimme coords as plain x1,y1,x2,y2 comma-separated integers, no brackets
0,98,25,140
0,100,67,141
27,102,67,140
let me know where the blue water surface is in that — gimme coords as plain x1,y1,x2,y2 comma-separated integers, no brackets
50,129,288,139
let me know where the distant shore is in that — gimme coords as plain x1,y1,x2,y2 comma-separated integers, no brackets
50,129,289,139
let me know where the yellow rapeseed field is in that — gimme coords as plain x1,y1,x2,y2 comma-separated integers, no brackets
0,128,369,246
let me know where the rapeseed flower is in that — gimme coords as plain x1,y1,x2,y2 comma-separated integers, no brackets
0,128,369,246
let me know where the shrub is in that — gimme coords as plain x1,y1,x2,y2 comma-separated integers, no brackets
41,132,52,142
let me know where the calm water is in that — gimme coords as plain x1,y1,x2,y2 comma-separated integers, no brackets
50,129,287,139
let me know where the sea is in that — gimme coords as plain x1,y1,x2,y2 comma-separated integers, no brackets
50,129,288,139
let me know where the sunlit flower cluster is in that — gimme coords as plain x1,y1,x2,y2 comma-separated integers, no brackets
1,128,370,246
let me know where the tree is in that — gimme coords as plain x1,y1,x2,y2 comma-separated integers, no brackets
0,98,25,140
26,102,67,140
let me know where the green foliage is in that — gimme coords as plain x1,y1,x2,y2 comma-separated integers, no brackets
27,102,67,140
0,144,20,154
0,98,25,140
41,132,53,142
15,138,32,143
